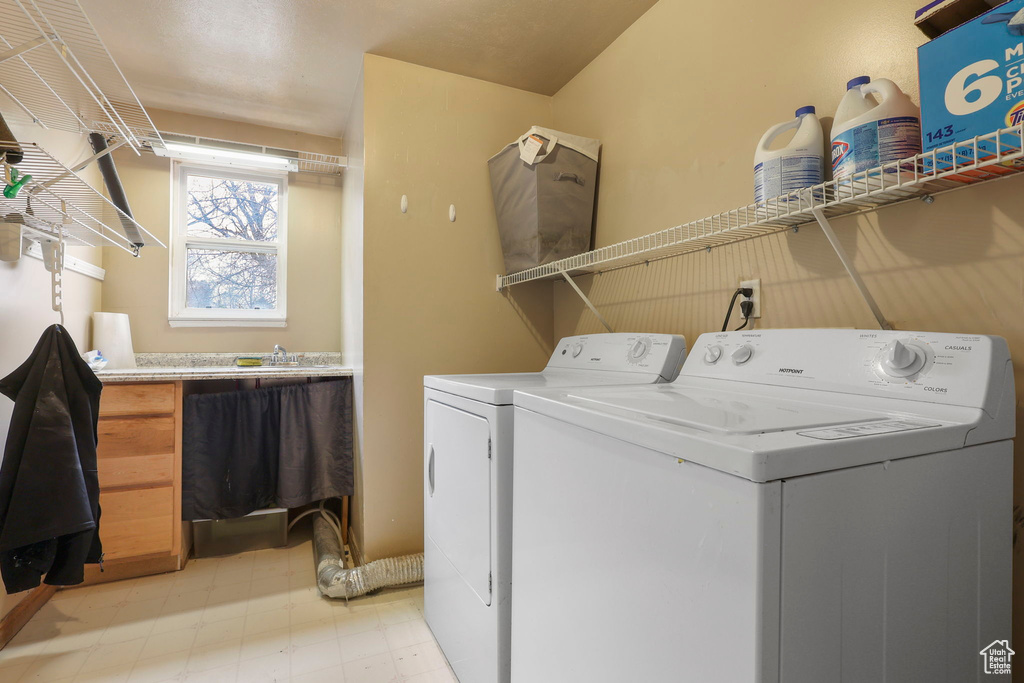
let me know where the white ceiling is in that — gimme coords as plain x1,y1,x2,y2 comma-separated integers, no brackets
83,0,658,139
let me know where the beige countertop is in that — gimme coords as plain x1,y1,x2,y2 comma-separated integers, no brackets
95,365,354,383
93,351,351,383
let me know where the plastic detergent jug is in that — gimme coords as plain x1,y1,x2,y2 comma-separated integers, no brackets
831,76,921,179
754,106,824,203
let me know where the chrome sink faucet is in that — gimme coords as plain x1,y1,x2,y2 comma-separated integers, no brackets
268,344,297,365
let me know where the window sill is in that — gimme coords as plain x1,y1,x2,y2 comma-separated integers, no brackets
168,318,288,328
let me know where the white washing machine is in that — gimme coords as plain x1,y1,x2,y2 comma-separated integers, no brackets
423,333,687,683
511,329,1015,683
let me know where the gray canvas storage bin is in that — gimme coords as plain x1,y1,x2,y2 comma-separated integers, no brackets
488,127,600,274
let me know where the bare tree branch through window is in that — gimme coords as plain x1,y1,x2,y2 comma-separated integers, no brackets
184,175,280,310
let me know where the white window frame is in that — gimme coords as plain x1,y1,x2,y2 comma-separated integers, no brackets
169,162,288,327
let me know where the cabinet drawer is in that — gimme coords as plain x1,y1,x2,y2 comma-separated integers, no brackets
100,384,176,417
98,417,175,458
98,453,174,489
99,487,174,560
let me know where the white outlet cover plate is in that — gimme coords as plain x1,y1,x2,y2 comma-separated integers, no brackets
740,278,761,318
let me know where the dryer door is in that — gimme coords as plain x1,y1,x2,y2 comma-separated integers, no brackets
425,400,492,605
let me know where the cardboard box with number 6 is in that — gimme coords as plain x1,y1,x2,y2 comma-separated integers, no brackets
918,0,1024,172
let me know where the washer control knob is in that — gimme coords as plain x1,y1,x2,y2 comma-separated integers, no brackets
879,339,926,378
887,340,915,369
572,343,584,358
704,345,723,364
731,345,753,365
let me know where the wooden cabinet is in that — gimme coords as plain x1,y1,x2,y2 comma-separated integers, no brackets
86,382,185,583
99,487,175,560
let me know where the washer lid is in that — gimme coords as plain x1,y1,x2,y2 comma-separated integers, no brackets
571,386,880,435
424,368,667,406
514,381,984,482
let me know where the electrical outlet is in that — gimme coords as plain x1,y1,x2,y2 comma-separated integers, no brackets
739,278,761,318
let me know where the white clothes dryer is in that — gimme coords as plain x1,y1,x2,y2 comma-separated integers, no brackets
423,333,687,683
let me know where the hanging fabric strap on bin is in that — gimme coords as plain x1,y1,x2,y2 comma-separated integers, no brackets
555,172,585,185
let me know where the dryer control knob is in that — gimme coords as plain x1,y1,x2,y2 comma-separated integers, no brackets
572,343,584,358
731,345,753,365
880,339,926,377
704,345,723,364
628,338,649,362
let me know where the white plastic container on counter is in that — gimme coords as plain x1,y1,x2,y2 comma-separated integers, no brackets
831,76,921,179
754,106,824,203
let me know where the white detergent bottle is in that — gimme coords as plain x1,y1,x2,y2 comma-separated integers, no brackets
753,106,824,203
831,76,921,179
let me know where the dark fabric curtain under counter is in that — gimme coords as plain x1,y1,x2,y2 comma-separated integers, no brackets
181,387,280,520
182,378,353,520
277,381,354,509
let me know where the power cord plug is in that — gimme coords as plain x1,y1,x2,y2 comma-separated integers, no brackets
721,287,755,332
735,298,755,330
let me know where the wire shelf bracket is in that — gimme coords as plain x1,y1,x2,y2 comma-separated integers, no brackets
810,204,892,330
560,269,613,333
496,124,1024,329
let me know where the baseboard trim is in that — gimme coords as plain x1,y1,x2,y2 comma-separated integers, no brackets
82,554,181,586
0,584,56,650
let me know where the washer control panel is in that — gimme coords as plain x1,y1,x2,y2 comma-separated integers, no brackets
547,333,687,381
683,330,1011,411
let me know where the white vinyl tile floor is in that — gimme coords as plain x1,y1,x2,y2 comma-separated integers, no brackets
0,533,457,683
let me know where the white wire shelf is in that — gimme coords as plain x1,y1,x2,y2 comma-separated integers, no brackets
89,122,348,176
0,0,162,150
0,141,164,253
497,124,1024,289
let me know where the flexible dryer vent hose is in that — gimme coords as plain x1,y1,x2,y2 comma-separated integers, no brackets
313,516,423,599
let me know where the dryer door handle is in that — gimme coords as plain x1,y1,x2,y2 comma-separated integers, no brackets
428,444,436,496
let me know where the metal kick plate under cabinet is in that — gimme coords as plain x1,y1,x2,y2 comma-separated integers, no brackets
193,509,288,558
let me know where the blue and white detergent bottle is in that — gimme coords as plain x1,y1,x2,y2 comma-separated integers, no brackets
753,106,824,203
831,76,921,179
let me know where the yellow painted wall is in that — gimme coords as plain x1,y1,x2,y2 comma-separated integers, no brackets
357,55,555,560
341,69,366,553
548,0,1024,662
101,110,344,352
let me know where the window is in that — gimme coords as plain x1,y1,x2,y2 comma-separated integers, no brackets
169,164,287,326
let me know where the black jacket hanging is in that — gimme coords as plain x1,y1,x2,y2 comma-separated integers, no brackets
0,324,103,593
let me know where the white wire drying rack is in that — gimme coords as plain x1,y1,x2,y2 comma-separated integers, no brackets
0,0,162,150
496,124,1024,331
89,122,348,176
0,141,164,253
